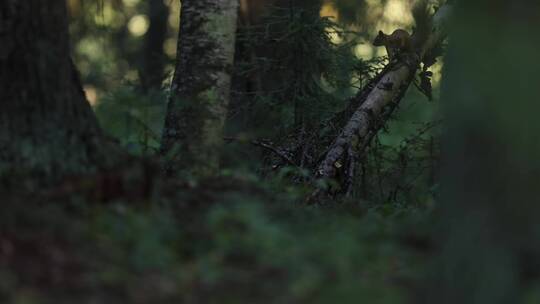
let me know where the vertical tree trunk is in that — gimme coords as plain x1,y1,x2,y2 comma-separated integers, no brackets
161,0,239,176
227,0,323,141
140,0,169,90
0,0,119,179
423,1,540,303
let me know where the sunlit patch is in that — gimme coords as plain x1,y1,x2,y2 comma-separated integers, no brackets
366,0,383,6
355,43,374,60
168,12,180,30
122,0,140,8
125,69,140,83
128,15,150,37
163,38,177,58
327,29,343,44
94,4,116,26
67,0,81,17
430,59,444,88
77,38,102,62
163,65,175,85
167,1,181,30
375,47,388,57
367,0,416,47
383,0,413,24
84,85,98,106
320,3,339,19
364,0,384,27
321,2,344,45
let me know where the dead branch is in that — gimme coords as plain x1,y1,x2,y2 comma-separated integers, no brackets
224,137,298,167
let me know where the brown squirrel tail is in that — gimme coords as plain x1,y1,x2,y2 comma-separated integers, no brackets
411,0,433,52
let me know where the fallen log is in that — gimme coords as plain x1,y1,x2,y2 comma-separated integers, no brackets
309,3,453,202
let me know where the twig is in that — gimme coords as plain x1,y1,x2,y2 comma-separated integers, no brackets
224,137,298,167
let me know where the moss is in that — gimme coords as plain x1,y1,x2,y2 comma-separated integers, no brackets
205,10,238,45
197,87,220,106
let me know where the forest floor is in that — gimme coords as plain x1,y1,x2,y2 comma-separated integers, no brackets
0,173,434,304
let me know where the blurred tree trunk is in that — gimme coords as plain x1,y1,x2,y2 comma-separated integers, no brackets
140,0,169,90
161,0,239,176
423,1,540,303
0,0,119,180
227,0,323,138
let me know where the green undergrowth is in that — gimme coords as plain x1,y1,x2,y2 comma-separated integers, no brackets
0,176,433,304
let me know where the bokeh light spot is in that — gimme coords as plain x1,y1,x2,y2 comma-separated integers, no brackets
128,15,149,37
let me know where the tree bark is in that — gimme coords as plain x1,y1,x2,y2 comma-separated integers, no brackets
161,0,239,176
311,3,452,196
0,0,119,180
140,0,169,90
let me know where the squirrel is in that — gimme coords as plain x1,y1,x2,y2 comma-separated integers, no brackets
372,29,414,60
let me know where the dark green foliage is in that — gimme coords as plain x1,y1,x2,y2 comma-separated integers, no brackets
0,1,448,303
230,5,363,137
359,119,440,204
94,87,166,156
0,177,431,303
